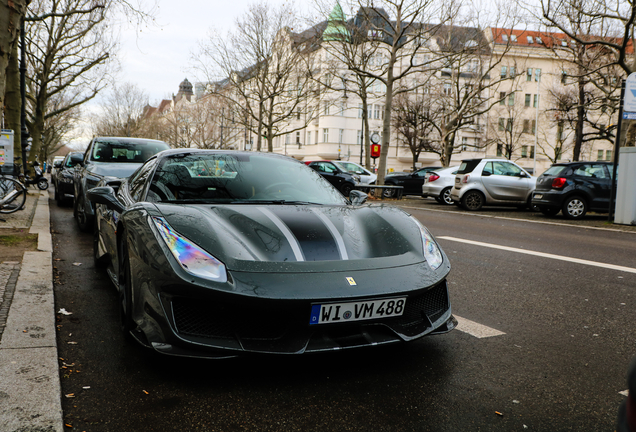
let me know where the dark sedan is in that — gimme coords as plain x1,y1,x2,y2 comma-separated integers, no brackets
531,161,614,219
73,136,170,231
88,149,455,358
53,152,83,206
305,160,360,196
384,167,442,197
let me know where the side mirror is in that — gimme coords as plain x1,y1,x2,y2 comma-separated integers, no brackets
87,186,125,213
482,171,492,176
53,161,62,168
349,189,368,205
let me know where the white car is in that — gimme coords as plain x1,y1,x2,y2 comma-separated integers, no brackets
332,161,377,185
421,166,459,205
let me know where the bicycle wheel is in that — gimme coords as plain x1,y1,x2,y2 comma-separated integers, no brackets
0,177,27,214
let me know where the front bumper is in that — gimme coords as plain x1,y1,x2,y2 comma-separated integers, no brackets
132,260,454,358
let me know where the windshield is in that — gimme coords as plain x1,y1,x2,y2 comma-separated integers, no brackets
91,139,170,163
541,165,567,176
148,153,349,205
334,161,368,175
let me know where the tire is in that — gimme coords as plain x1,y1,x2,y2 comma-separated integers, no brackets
461,190,484,211
340,183,353,197
439,187,454,205
562,196,587,219
37,178,49,190
118,234,134,333
74,193,93,232
539,206,560,217
382,186,396,198
0,178,27,214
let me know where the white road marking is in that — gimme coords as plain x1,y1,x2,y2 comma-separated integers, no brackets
438,236,636,274
619,390,629,397
454,315,506,338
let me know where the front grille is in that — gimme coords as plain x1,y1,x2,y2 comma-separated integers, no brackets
391,282,449,337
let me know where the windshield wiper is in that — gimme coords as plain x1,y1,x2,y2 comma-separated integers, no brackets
229,200,323,205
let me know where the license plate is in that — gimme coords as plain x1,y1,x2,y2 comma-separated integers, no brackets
309,297,406,325
534,194,543,199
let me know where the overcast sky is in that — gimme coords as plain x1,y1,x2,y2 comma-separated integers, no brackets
115,0,313,105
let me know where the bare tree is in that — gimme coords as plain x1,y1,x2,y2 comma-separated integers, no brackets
0,0,29,123
195,1,317,153
92,82,149,137
391,91,437,169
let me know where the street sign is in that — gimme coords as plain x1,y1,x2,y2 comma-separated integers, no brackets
623,72,636,113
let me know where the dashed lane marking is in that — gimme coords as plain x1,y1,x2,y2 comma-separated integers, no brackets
620,390,629,397
438,236,636,275
454,315,506,338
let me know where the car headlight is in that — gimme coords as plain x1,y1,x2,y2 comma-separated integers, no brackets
411,217,443,270
151,216,227,283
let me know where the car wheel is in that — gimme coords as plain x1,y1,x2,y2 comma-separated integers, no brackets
118,234,134,333
382,186,396,198
37,178,49,190
93,220,108,269
439,187,454,205
539,206,560,217
74,193,92,232
562,196,587,219
340,183,353,197
461,190,484,211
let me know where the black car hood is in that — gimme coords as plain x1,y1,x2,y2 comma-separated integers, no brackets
87,162,142,178
152,204,428,273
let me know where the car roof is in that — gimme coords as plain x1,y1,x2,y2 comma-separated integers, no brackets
550,161,613,166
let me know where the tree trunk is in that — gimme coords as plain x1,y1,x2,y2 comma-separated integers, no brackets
0,0,27,123
573,72,585,161
5,42,21,156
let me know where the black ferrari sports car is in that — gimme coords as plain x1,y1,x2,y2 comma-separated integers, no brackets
88,149,455,358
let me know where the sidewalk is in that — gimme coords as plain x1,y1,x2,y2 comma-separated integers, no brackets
0,188,63,431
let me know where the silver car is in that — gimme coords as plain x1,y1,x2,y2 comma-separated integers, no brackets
450,158,536,211
332,161,377,185
422,166,459,205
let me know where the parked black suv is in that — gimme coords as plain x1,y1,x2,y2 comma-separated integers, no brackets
73,137,170,231
531,161,614,219
53,151,83,206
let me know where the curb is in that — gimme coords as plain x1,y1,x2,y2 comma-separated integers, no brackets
0,191,63,431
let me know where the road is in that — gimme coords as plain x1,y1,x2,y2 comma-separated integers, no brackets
51,195,636,431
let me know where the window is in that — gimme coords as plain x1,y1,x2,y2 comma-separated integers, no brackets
498,118,505,131
285,134,290,144
501,66,507,78
368,29,383,39
499,91,506,105
561,40,568,47
523,119,531,134
527,36,534,44
502,34,508,42
340,101,346,116
357,130,362,145
510,34,517,42
323,102,330,116
522,146,528,158
307,131,311,145
475,138,481,148
510,66,516,76
535,68,541,82
561,70,567,84
323,128,329,143
525,94,531,107
508,93,515,106
443,83,452,95
296,131,301,146
296,109,301,120
531,119,536,135
597,150,604,161
557,121,564,142
462,136,468,151
358,104,363,119
536,36,543,44
339,129,344,144
533,94,539,108
606,150,613,161
497,144,503,156
526,68,533,82
506,118,513,132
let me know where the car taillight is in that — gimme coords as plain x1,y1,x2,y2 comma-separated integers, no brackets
551,177,567,188
429,174,440,182
462,174,470,183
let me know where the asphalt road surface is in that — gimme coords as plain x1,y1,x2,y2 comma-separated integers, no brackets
51,194,636,431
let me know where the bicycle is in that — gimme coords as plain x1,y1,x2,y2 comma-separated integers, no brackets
0,164,27,214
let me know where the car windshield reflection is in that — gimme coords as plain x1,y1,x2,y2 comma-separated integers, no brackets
147,153,348,205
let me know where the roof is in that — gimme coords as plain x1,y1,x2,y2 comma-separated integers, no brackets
491,28,634,53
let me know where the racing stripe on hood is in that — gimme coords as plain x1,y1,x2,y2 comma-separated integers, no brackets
266,207,341,261
311,208,349,260
258,207,305,262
